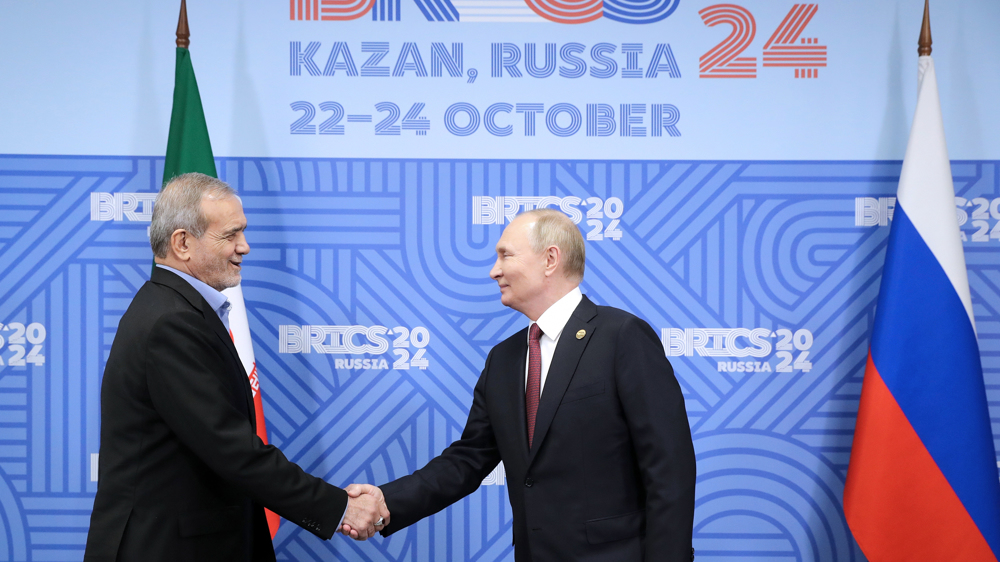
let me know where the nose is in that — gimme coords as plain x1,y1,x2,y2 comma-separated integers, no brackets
490,258,501,280
236,232,250,256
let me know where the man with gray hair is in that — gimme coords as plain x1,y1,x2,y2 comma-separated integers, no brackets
345,209,697,560
85,173,388,562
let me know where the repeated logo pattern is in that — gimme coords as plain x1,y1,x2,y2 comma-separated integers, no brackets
0,155,997,561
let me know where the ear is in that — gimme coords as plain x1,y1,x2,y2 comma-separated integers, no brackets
543,245,561,277
169,229,192,262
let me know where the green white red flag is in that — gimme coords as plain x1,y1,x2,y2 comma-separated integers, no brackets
162,38,281,539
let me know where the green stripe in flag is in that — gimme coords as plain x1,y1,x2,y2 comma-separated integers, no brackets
163,47,216,185
157,46,216,274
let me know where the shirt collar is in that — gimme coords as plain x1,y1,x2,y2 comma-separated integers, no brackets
156,264,230,315
532,286,583,340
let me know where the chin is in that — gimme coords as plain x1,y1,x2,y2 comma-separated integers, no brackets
221,275,241,290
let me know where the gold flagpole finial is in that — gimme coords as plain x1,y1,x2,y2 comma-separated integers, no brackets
176,0,191,49
918,0,932,56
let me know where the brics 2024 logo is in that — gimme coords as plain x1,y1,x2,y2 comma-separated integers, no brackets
290,0,827,78
699,4,826,79
289,0,679,23
90,193,156,222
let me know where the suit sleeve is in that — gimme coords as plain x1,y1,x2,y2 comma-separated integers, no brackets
615,317,696,561
378,351,503,536
144,310,348,539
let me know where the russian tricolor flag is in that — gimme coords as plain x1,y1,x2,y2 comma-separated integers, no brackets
844,56,1000,560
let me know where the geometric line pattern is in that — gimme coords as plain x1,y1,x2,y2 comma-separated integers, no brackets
0,155,997,561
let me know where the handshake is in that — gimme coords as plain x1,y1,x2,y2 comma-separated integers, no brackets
340,484,389,540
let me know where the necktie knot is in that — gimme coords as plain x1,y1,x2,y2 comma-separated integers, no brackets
529,323,543,343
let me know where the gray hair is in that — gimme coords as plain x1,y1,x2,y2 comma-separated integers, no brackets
150,173,237,258
519,209,586,282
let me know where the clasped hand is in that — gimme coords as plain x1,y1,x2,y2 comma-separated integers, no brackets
340,484,389,540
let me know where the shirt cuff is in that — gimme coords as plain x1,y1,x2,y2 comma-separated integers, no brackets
337,503,347,529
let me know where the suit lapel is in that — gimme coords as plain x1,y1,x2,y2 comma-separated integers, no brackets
204,304,256,427
527,296,598,466
152,268,256,425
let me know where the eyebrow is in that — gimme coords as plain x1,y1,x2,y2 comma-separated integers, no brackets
220,224,245,237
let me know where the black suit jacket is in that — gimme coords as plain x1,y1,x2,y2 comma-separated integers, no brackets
84,268,347,562
380,295,696,561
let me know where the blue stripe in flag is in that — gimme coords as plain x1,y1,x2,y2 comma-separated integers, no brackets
870,204,1000,557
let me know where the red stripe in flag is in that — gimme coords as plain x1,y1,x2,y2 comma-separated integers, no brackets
231,330,281,538
844,354,996,561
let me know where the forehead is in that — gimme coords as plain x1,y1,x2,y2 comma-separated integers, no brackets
202,196,245,227
497,217,532,249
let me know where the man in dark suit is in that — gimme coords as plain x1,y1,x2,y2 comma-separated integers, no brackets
344,209,697,560
84,173,388,562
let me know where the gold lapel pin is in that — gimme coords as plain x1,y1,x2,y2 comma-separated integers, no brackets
576,329,586,339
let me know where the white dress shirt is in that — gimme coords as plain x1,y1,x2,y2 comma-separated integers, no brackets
156,265,232,332
525,287,583,398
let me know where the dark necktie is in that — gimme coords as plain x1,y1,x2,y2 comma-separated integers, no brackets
526,323,543,448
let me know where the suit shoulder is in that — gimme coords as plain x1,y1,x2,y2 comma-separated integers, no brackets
594,304,647,327
592,305,661,343
118,281,200,331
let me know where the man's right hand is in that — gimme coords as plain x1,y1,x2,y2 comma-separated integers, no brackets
340,484,389,540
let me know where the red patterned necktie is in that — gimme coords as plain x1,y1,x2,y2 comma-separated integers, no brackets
526,323,543,448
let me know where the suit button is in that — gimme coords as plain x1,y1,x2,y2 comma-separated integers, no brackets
524,478,534,488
